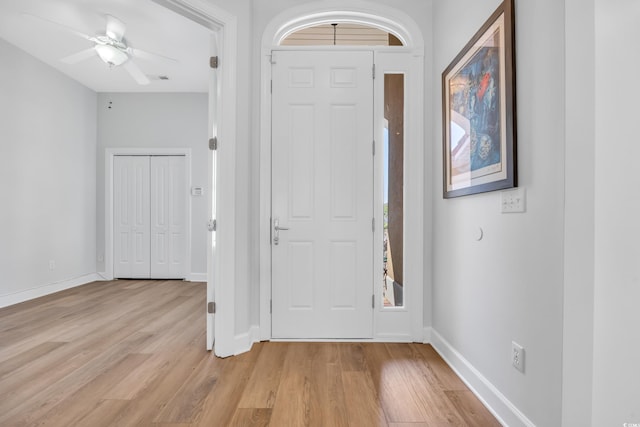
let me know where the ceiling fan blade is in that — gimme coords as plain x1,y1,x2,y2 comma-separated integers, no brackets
23,13,95,42
61,48,96,64
129,47,178,63
106,15,126,42
123,60,150,85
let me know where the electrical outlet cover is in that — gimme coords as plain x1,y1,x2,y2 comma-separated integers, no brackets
512,341,525,373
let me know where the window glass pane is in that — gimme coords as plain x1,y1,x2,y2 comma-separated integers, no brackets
281,24,403,46
382,74,404,308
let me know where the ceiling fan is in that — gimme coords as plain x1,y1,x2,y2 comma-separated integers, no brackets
29,14,176,85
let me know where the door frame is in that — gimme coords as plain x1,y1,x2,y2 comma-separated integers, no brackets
105,148,192,282
150,0,238,356
259,1,426,342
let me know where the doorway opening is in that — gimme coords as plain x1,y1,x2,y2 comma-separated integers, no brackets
260,2,425,343
151,0,239,356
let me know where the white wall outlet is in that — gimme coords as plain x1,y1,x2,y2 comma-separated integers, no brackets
48,260,56,270
512,341,525,373
501,187,526,213
97,254,104,263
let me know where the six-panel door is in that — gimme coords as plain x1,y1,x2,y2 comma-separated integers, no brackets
271,51,375,339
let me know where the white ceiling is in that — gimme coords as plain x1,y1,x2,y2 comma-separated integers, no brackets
0,0,212,92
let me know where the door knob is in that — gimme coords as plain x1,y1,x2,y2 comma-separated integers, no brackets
273,218,289,245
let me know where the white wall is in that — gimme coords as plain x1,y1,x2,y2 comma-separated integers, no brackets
96,92,208,278
431,1,565,426
592,0,640,424
0,38,97,306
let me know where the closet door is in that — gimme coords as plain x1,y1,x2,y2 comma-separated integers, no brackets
150,156,187,278
114,156,151,279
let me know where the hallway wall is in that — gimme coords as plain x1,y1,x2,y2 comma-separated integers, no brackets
431,0,564,425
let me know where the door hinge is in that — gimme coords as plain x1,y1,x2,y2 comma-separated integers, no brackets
372,217,375,232
270,300,272,314
209,137,218,150
207,301,216,314
372,140,375,156
270,79,273,94
372,63,376,79
210,56,219,69
207,219,216,232
372,294,375,308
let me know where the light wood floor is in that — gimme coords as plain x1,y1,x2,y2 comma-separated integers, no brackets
0,280,500,426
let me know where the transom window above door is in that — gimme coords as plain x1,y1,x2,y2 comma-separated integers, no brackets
281,23,404,46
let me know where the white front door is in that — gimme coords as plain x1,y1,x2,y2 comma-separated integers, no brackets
271,50,375,339
113,155,186,280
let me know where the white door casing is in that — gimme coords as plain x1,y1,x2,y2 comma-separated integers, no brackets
271,50,375,339
206,31,220,351
373,52,425,341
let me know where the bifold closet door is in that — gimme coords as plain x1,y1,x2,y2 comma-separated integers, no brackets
150,156,186,279
114,155,186,279
114,156,151,279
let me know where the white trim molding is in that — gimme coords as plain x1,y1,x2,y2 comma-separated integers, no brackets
189,273,207,282
430,329,536,427
0,274,101,309
263,0,424,53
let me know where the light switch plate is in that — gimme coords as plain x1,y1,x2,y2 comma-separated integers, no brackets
501,187,526,213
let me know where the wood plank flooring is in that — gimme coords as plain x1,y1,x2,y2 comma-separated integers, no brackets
0,280,501,426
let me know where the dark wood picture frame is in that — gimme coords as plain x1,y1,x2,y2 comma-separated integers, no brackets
442,0,517,198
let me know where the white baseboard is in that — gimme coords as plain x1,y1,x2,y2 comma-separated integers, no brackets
96,272,110,281
423,326,432,343
0,273,101,309
233,325,261,355
430,329,536,427
373,333,413,342
188,273,207,282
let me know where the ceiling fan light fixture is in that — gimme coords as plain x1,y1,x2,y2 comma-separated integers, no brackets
95,44,128,66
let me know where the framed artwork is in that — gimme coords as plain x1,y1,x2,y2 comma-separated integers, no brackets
442,0,517,198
